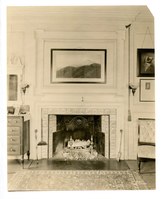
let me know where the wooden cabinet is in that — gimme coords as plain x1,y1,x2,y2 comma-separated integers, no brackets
7,116,30,168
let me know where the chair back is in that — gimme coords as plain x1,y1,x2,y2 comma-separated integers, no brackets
138,118,155,146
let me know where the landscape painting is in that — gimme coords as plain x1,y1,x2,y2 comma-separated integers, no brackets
51,49,106,83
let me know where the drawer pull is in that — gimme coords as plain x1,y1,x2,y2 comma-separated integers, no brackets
10,138,15,141
8,120,18,123
10,148,15,152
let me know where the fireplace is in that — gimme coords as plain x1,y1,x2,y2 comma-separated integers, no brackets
41,108,117,159
52,115,105,160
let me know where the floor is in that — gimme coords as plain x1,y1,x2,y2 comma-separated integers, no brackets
7,157,156,190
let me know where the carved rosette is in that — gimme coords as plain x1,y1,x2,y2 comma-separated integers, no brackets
42,108,117,159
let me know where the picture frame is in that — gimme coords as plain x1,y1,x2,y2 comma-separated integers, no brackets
137,49,155,77
14,107,20,115
139,79,155,102
50,49,106,84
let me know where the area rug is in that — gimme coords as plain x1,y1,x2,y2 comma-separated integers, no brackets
8,170,148,191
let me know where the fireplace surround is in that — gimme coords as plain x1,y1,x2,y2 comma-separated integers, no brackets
41,108,117,159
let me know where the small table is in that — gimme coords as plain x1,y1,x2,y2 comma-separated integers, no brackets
7,115,30,169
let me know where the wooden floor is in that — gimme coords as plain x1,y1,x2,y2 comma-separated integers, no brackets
7,158,156,190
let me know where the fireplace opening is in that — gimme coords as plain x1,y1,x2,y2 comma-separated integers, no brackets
52,115,105,160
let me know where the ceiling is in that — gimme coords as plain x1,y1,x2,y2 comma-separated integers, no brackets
7,6,154,23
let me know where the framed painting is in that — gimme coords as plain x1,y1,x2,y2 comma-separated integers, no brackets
14,107,20,115
51,49,106,83
139,79,155,102
137,49,155,77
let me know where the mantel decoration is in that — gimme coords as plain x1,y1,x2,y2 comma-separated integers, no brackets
50,49,106,84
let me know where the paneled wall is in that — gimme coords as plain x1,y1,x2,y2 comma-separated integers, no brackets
7,6,154,160
127,23,155,159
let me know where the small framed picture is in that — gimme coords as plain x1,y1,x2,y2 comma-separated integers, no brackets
137,49,155,77
14,107,20,115
140,79,155,102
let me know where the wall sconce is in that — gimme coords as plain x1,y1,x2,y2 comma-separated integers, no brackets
21,84,29,94
129,84,139,96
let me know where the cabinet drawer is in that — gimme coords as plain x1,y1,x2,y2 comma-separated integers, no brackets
7,136,20,144
7,145,20,155
7,127,20,135
7,118,21,125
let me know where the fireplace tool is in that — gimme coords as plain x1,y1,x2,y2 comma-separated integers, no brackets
35,120,48,163
37,119,48,146
117,129,123,162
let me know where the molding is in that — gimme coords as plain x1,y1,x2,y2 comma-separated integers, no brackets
116,30,126,41
34,31,117,94
34,30,118,40
34,30,44,40
7,54,24,70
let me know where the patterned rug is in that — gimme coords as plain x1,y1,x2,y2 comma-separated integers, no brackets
8,170,148,191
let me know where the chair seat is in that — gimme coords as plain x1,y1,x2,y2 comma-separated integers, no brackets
138,145,155,159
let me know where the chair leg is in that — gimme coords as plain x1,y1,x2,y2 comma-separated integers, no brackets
137,160,141,173
36,146,39,164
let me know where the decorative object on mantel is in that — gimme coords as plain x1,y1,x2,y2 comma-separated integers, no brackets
125,23,132,121
129,84,139,96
